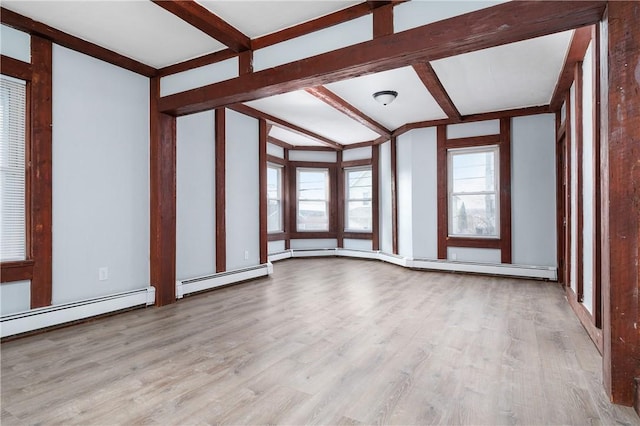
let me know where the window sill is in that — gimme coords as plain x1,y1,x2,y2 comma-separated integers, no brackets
1,259,35,283
446,237,501,249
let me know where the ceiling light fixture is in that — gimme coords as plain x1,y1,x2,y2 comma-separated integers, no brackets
373,90,398,106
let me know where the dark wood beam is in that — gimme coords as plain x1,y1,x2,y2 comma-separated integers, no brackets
499,117,512,264
215,109,226,273
372,3,394,38
602,1,640,410
230,104,343,150
1,7,156,77
29,36,53,309
149,77,177,306
305,86,391,137
267,136,295,150
371,145,380,251
0,55,32,81
392,105,550,137
159,1,606,116
412,62,462,122
157,49,236,77
151,0,250,52
550,25,593,111
259,119,267,264
390,136,398,255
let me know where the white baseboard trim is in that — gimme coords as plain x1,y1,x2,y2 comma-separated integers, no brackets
1,287,155,338
268,248,557,280
176,263,272,299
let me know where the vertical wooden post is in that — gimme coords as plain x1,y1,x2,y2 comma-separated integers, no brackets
372,4,393,38
149,76,176,306
574,62,585,301
390,136,398,255
602,1,640,410
215,109,226,273
499,118,512,264
259,119,267,264
30,36,53,308
336,151,344,248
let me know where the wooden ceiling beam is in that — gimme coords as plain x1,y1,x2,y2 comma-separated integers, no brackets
549,25,593,111
0,7,157,77
230,104,343,150
392,105,550,137
160,1,606,116
305,86,391,137
151,0,250,52
412,62,462,122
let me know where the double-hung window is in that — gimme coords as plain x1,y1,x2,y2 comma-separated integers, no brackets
0,76,27,261
297,168,329,232
345,167,372,232
448,146,499,237
266,164,283,233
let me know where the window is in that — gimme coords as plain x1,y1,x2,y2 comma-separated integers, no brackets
267,164,283,233
448,146,499,237
0,76,27,261
345,167,372,232
297,168,329,231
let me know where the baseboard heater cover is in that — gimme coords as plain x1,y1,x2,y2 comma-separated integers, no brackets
269,248,556,280
1,287,155,338
176,263,272,299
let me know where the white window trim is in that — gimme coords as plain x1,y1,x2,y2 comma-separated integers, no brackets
447,145,500,239
267,163,283,234
344,166,373,233
296,167,330,232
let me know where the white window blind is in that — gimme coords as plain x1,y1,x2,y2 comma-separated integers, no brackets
0,75,27,261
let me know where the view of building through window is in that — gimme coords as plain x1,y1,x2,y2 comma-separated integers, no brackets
448,146,499,237
345,167,372,231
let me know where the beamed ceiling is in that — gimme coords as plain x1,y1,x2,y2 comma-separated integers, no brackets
1,1,602,149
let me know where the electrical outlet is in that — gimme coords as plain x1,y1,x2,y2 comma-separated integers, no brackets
98,267,108,281
244,250,249,260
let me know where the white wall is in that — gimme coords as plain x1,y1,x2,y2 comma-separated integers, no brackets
343,147,372,162
0,280,30,315
394,1,506,34
409,128,438,259
288,150,336,162
253,15,372,72
379,141,393,254
396,133,414,258
176,111,215,280
161,57,238,97
52,45,150,304
511,114,557,267
225,109,260,269
0,24,30,63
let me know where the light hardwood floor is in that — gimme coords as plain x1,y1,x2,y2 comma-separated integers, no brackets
1,258,638,425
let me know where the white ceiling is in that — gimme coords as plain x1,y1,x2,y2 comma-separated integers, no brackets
2,0,227,68
269,126,322,147
246,90,380,145
196,1,359,39
0,1,575,149
431,30,574,115
325,66,448,131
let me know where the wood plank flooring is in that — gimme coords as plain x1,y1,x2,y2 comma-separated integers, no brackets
1,258,638,425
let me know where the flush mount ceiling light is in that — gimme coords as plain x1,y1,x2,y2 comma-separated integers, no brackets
373,90,398,106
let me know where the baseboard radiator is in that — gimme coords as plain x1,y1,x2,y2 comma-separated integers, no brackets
268,249,557,280
176,263,273,299
1,287,155,338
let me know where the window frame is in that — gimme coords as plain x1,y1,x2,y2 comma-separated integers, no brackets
344,165,373,233
296,167,331,233
266,162,284,234
447,145,500,239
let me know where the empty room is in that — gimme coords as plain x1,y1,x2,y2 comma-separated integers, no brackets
1,1,638,424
